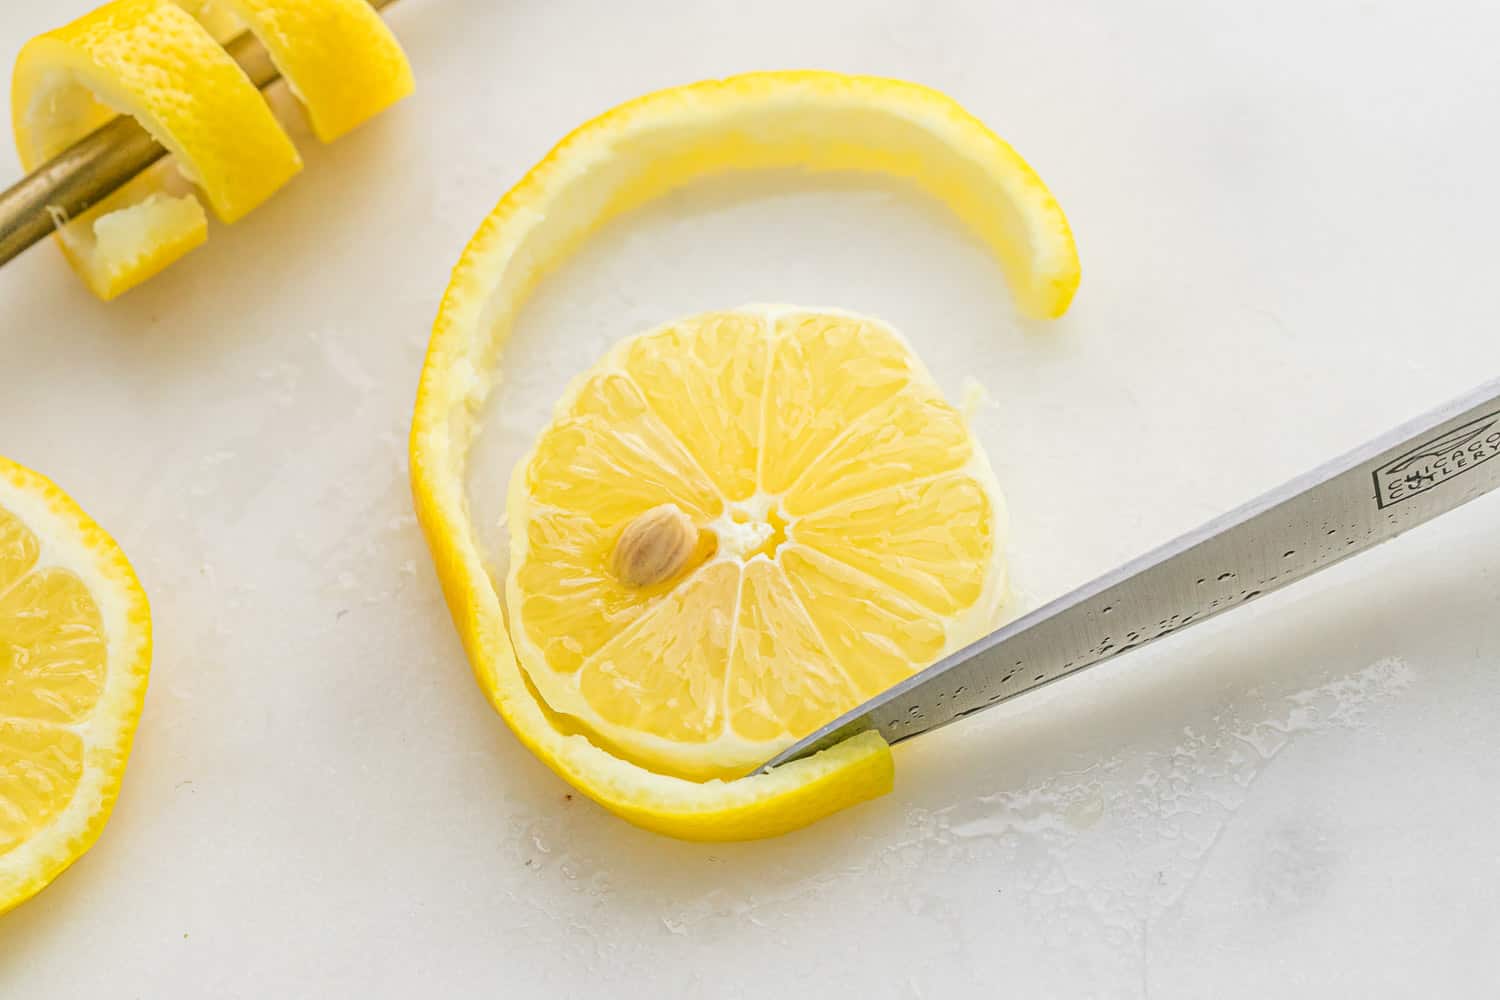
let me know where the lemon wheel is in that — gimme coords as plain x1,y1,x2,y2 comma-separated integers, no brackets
0,456,151,915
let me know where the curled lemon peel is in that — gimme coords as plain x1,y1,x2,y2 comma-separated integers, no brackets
10,0,412,299
192,0,413,143
410,71,1079,840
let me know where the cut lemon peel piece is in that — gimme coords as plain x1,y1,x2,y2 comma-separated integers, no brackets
194,0,414,142
411,71,1078,840
0,456,152,916
11,0,302,298
11,0,414,299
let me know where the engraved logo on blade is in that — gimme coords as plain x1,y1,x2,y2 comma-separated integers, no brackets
1374,410,1500,508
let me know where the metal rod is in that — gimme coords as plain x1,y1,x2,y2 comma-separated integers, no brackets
0,0,398,269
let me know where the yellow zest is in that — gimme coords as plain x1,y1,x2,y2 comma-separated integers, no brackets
0,455,152,915
10,0,413,299
204,0,413,142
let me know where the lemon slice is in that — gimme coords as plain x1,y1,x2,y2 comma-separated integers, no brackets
0,456,151,915
508,307,1005,779
411,71,1079,839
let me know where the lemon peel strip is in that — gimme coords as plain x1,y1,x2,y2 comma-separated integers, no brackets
10,0,302,298
11,0,413,299
195,0,413,143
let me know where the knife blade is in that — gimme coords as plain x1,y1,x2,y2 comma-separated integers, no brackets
760,378,1500,773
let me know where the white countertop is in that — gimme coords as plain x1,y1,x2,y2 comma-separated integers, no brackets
4,0,1499,996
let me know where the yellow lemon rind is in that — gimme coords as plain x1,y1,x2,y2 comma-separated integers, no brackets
411,71,1075,839
10,0,303,299
11,0,415,299
197,0,414,143
0,456,152,916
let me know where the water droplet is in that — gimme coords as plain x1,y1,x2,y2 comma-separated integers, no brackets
1283,550,1296,559
1218,572,1235,581
1102,605,1113,615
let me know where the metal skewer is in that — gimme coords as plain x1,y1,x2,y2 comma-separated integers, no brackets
0,0,399,269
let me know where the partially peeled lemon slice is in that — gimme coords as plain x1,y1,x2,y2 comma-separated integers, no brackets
411,71,1080,839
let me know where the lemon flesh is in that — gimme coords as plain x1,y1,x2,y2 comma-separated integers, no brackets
508,307,1006,780
0,457,151,915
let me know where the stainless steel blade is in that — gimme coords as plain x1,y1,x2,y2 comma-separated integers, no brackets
760,378,1500,772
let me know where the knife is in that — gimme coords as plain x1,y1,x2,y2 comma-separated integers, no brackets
761,378,1500,772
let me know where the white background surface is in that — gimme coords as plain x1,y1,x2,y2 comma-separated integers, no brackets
4,0,1500,996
